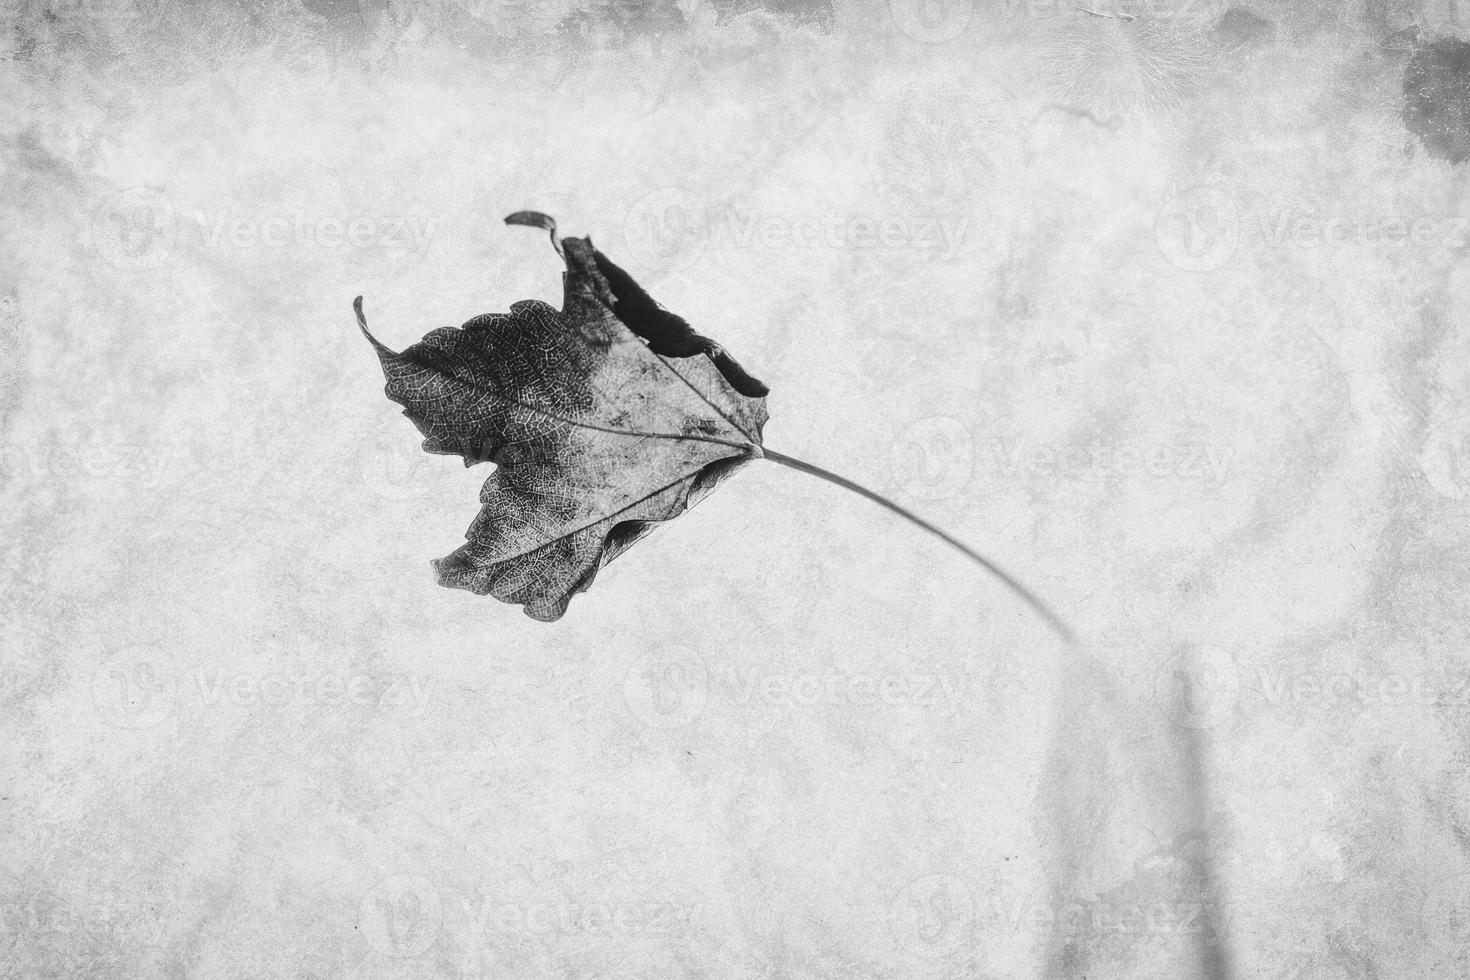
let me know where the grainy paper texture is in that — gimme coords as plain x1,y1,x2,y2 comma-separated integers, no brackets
2,1,1469,977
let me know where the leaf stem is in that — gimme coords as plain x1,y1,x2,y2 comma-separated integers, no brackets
759,448,1076,644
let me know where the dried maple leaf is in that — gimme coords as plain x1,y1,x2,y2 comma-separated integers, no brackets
357,212,1072,640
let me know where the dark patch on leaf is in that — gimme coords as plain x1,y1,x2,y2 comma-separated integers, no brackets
357,224,767,621
359,216,1072,640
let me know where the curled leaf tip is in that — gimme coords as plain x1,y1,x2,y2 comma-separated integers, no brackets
505,210,563,256
353,294,392,355
504,210,558,231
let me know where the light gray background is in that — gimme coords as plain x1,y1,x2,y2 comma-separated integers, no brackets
3,0,1469,977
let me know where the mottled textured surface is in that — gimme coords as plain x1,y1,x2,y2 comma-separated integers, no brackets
360,233,766,621
3,1,1470,977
